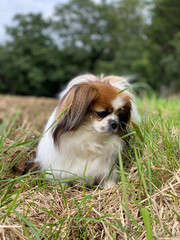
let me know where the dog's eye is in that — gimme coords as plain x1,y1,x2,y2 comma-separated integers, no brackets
95,111,109,118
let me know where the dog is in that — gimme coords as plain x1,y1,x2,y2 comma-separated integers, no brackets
35,74,140,188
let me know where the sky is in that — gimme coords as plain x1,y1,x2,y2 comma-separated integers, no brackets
0,0,149,44
0,0,69,43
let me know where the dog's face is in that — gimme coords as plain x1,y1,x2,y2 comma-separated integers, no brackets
89,83,131,135
52,81,132,142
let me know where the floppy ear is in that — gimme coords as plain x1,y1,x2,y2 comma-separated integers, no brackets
118,101,132,133
52,83,99,143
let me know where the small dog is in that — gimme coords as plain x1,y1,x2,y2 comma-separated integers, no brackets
35,74,140,188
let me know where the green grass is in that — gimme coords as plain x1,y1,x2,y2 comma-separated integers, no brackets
0,95,179,239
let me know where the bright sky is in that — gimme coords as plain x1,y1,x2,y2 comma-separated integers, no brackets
0,0,68,43
0,0,102,43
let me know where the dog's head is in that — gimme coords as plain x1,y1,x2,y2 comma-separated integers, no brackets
52,78,133,143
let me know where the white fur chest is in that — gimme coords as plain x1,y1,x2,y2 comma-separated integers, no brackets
36,123,124,187
53,125,124,184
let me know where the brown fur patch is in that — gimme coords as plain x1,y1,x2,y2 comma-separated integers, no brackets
52,83,99,143
91,83,120,112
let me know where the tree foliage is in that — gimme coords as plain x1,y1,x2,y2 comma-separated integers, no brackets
0,14,62,96
0,0,179,96
54,0,144,75
134,0,180,92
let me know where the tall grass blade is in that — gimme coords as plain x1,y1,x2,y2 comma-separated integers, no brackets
1,178,26,221
142,208,153,240
14,210,43,240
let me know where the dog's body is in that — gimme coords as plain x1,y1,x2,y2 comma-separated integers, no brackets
35,74,140,188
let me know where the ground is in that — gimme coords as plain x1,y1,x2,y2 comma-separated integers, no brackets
0,94,179,239
0,94,58,178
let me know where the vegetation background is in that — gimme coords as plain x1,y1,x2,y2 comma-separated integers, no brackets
0,0,180,239
0,0,180,97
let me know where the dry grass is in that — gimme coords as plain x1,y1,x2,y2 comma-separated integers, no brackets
0,94,179,239
1,171,180,239
0,94,58,131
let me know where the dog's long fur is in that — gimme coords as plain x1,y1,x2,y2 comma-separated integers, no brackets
35,74,140,188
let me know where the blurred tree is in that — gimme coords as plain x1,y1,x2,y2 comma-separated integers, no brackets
0,13,63,96
1,0,179,96
54,0,144,76
97,0,144,75
0,0,145,96
135,0,180,93
54,0,113,75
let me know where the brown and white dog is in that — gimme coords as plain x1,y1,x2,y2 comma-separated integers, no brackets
35,74,140,188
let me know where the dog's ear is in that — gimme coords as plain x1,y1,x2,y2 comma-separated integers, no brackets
52,83,99,143
118,101,132,132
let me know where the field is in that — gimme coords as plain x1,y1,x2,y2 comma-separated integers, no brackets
0,94,179,240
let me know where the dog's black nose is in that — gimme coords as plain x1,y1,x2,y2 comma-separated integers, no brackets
109,119,118,130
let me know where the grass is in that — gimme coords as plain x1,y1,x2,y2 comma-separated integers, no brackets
0,94,179,239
